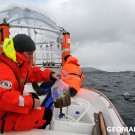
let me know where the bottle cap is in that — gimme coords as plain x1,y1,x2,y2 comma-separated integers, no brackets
75,111,80,114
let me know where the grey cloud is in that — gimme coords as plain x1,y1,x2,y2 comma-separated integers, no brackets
72,40,135,71
1,0,135,71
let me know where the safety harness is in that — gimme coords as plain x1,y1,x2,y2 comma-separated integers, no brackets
0,112,8,134
69,72,83,78
61,69,83,79
0,54,23,133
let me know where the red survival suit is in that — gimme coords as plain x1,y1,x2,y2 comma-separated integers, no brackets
59,56,84,91
0,52,53,132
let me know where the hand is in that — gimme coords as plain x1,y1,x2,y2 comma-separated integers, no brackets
51,73,60,80
33,98,40,109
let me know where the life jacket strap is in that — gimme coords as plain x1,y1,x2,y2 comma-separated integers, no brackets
69,72,82,78
0,54,23,91
1,112,8,134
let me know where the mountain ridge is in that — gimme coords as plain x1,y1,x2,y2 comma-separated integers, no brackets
81,67,106,73
81,67,135,73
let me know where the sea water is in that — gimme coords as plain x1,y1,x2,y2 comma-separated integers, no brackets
82,71,135,135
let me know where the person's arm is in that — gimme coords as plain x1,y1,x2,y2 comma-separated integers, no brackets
27,66,58,82
0,88,34,114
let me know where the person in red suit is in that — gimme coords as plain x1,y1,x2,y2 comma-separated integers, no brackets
0,34,58,133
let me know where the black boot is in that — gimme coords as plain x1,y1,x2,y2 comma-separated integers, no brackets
38,108,52,129
32,83,45,96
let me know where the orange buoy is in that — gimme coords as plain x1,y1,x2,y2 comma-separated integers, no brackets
61,32,70,65
0,23,9,54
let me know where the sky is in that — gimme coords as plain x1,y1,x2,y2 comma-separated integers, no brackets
0,0,135,72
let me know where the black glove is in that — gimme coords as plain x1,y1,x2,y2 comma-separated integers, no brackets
69,87,77,97
40,81,55,89
31,92,40,109
32,83,45,96
31,92,39,99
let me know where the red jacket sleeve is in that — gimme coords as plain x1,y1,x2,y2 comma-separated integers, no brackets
0,89,33,114
27,66,53,82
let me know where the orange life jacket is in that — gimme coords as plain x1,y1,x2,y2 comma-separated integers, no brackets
59,56,84,91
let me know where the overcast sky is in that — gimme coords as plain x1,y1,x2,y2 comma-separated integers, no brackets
0,0,135,72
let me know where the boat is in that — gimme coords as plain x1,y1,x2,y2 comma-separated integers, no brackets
0,7,130,135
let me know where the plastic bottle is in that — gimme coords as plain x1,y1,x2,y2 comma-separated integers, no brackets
75,111,80,120
51,79,71,108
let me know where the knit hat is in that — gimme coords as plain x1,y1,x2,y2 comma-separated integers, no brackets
13,34,36,53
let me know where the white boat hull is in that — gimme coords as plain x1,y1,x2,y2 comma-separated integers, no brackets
3,84,129,135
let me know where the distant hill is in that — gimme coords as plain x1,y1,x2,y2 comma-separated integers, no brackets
81,67,106,73
81,67,135,73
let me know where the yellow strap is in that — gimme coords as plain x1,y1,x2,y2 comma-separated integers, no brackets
3,38,17,63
